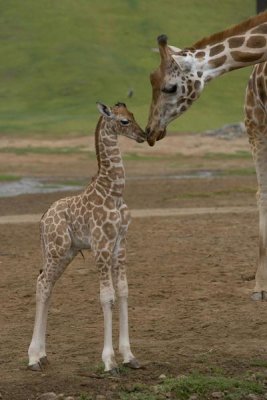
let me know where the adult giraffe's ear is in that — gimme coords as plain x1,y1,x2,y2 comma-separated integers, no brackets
168,45,182,54
171,54,193,72
96,102,114,118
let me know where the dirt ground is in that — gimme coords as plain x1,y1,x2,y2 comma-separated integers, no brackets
1,132,267,400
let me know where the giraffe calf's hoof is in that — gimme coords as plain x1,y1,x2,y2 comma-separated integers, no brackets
251,291,267,301
40,356,49,366
27,356,49,372
123,358,140,369
108,367,120,377
27,362,42,372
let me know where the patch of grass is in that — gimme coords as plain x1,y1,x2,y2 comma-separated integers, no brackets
220,167,256,176
249,359,267,368
0,0,254,135
120,385,157,400
120,394,156,400
204,151,252,160
59,179,86,186
78,394,93,400
124,153,165,161
119,373,265,400
0,146,87,155
0,174,21,181
159,374,264,400
177,187,255,199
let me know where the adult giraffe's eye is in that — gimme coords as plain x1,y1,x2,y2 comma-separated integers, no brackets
162,84,177,94
120,119,130,125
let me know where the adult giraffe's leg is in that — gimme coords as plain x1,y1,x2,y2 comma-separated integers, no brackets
28,227,76,370
113,238,139,368
251,138,267,300
245,71,267,300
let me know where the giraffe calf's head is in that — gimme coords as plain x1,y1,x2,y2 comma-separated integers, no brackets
146,35,205,146
97,102,146,143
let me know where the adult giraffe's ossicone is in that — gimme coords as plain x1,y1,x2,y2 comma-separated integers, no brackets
146,11,267,301
146,12,267,146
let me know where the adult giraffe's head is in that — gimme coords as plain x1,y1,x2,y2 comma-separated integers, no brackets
146,35,206,146
146,12,267,146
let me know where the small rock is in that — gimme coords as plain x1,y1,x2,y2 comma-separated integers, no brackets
202,122,245,140
152,385,160,394
56,395,64,400
96,396,106,400
123,384,134,393
36,393,58,400
176,374,187,380
247,395,259,400
189,395,198,400
0,393,3,399
263,393,267,399
211,392,224,399
159,374,167,380
65,397,75,400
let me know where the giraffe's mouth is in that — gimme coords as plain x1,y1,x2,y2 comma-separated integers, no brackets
146,128,166,146
136,137,146,143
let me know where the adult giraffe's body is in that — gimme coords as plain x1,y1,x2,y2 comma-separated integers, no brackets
146,12,267,300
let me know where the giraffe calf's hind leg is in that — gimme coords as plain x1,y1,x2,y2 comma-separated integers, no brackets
28,245,76,370
28,270,52,370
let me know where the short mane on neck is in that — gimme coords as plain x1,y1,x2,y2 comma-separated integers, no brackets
192,11,267,49
94,116,103,172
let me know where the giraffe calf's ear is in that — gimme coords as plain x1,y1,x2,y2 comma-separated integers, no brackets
171,54,192,72
96,102,113,118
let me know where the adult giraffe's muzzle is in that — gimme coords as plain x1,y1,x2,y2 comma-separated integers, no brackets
146,126,167,146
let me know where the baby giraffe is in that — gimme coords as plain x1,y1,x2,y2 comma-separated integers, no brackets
28,102,146,373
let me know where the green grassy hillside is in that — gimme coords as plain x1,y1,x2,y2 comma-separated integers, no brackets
0,0,256,135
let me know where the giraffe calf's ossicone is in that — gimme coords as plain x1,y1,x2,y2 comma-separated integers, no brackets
28,102,146,373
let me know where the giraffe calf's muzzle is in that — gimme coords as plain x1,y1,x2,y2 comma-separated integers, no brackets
136,131,148,143
136,136,146,143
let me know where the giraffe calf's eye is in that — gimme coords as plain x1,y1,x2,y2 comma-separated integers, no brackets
162,84,177,94
120,119,130,125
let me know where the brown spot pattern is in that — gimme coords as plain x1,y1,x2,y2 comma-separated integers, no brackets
247,35,266,48
209,44,225,57
210,55,227,68
228,36,245,48
231,51,264,63
195,51,205,58
251,23,267,34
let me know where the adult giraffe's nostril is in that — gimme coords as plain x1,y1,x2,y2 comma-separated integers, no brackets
145,127,151,135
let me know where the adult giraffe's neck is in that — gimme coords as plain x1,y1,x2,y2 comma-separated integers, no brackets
94,116,125,196
192,12,267,80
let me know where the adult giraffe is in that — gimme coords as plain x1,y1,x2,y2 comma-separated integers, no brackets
146,12,267,300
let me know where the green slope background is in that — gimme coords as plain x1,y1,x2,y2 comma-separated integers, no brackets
0,0,256,136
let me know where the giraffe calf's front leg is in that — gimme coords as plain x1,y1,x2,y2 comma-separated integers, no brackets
100,285,118,372
118,278,140,369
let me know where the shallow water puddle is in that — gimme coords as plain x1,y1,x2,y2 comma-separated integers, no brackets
0,171,217,197
0,177,83,197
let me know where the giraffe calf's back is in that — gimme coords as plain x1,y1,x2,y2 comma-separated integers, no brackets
40,189,131,261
